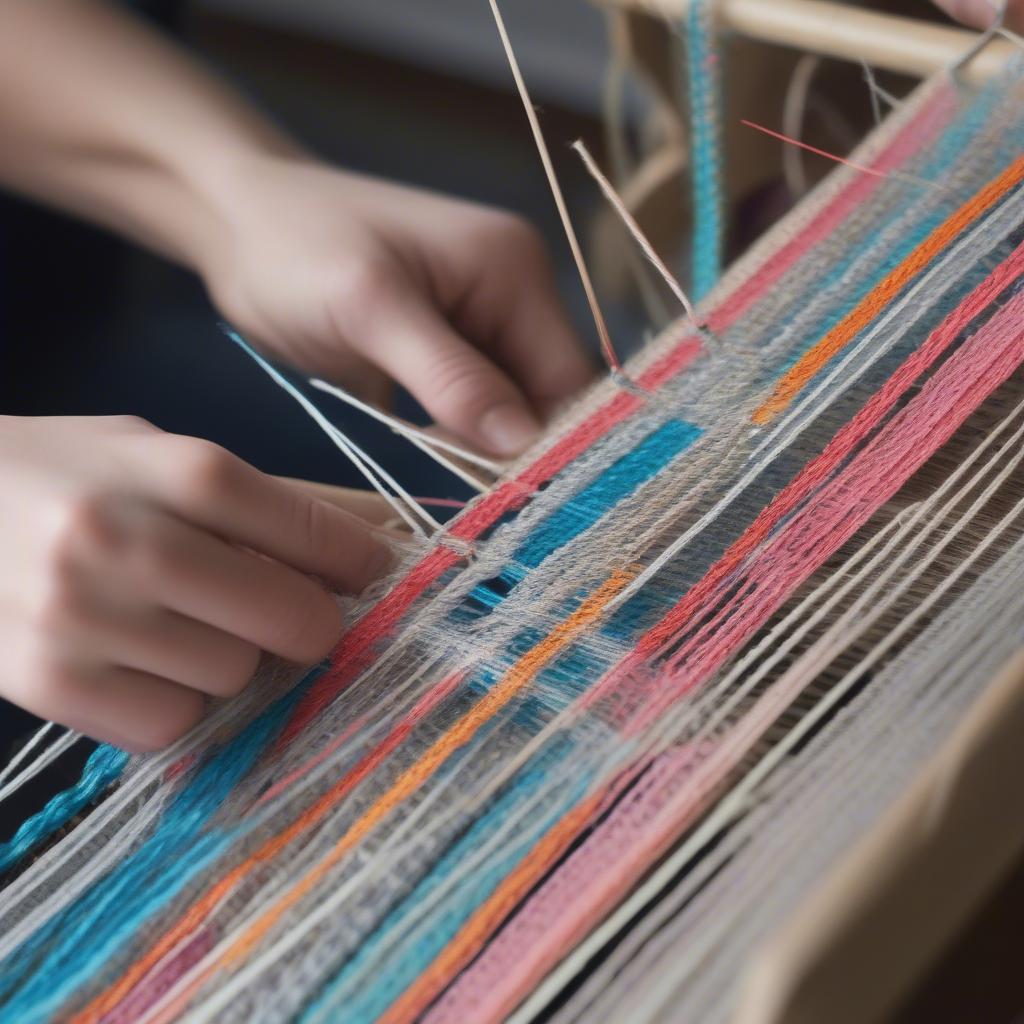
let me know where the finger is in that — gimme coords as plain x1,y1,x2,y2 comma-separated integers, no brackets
61,601,262,700
358,293,543,457
36,662,204,754
108,507,344,665
488,266,596,419
931,0,1009,28
145,437,394,592
276,477,406,531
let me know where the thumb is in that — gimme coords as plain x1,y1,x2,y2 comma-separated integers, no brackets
359,292,543,457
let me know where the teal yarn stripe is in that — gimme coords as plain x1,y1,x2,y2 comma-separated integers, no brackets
510,418,703,575
0,744,129,876
685,0,724,301
302,737,591,1023
771,75,1020,380
0,663,326,1021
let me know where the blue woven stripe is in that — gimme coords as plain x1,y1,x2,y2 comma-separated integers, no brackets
301,737,590,1023
0,663,326,1021
0,744,129,877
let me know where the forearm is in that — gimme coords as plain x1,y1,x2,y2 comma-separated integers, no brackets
0,0,303,269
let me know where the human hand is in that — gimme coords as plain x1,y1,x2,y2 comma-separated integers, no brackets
0,415,392,751
932,0,1024,29
198,158,595,459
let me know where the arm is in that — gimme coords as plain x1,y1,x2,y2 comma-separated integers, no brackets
0,0,593,456
0,0,296,268
0,0,593,750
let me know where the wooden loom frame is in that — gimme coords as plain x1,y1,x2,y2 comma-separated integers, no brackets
586,0,1017,302
597,0,1016,82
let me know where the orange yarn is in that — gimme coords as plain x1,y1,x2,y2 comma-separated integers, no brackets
377,794,603,1024
752,154,1024,425
81,569,634,1022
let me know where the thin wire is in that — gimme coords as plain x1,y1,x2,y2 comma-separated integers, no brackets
951,0,1007,77
0,723,54,789
781,55,820,200
601,9,675,328
0,730,81,806
572,140,703,332
308,379,502,479
413,497,468,509
224,328,438,537
860,59,901,125
322,421,443,536
740,117,942,192
741,117,888,179
487,0,624,376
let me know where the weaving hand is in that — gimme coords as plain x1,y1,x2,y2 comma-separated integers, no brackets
0,416,393,751
0,0,589,747
202,162,594,457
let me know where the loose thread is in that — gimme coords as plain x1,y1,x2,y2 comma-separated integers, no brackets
0,730,81,806
223,328,440,537
486,0,625,378
740,117,930,187
309,378,503,478
572,140,702,336
0,723,53,790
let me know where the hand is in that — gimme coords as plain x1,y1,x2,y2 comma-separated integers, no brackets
0,415,392,751
932,0,1024,29
199,158,595,458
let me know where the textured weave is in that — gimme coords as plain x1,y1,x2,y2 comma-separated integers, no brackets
1,58,1024,1024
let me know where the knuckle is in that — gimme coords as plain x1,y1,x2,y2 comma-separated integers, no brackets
428,352,501,417
107,414,156,435
169,438,237,504
329,258,395,316
48,494,118,562
289,493,332,556
40,501,114,622
485,212,546,259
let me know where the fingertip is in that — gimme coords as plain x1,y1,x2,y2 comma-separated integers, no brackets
361,536,399,585
118,686,206,753
479,402,543,457
295,588,345,664
937,0,998,27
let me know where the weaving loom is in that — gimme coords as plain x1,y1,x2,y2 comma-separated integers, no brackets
2,3,1024,1022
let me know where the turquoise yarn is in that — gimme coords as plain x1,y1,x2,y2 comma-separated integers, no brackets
0,664,325,1022
302,737,591,1023
0,743,129,876
685,0,724,301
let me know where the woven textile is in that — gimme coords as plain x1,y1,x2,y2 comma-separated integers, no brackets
2,57,1024,1024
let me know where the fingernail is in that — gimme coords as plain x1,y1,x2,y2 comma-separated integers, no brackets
957,0,998,26
365,540,398,580
480,404,541,456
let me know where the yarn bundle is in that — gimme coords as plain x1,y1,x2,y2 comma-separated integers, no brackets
1,52,1024,1024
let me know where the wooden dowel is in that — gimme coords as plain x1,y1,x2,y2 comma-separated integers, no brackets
595,0,1016,82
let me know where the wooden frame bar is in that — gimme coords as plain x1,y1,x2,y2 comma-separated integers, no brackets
595,0,1016,81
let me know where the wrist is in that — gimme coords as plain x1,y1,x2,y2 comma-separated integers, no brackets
156,123,312,275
